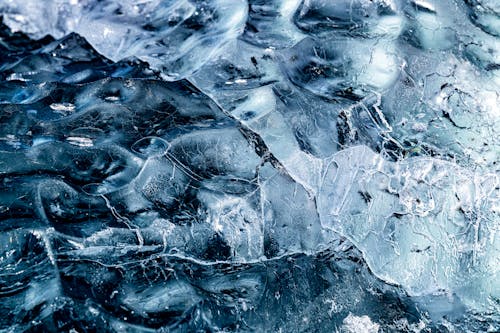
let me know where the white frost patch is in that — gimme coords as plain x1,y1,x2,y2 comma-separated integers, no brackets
342,313,380,333
66,136,93,147
50,102,75,114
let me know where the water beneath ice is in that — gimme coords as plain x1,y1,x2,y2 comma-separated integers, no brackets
0,0,498,332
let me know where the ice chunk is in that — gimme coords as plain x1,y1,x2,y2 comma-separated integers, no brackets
121,280,202,316
382,52,500,168
0,26,159,84
259,162,334,257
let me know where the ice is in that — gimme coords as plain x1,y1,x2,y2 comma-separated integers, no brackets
465,0,500,37
316,146,499,312
0,0,247,80
279,36,402,99
342,313,380,333
0,230,61,331
0,0,499,331
120,280,203,316
294,0,403,38
402,0,458,50
242,0,305,48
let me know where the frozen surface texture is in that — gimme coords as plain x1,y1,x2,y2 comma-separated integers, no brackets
0,0,499,332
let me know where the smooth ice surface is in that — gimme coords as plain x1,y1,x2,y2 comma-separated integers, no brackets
0,0,499,332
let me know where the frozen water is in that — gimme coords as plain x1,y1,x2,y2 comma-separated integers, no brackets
316,146,499,313
0,0,499,331
0,0,248,80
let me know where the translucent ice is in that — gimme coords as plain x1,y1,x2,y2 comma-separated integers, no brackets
316,146,499,312
0,0,248,79
0,0,499,331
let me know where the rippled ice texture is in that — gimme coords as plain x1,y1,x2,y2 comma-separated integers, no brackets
0,0,499,332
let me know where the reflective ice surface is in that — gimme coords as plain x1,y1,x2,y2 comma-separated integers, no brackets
0,0,499,332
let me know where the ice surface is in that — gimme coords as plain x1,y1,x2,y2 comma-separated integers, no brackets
317,145,499,312
0,0,499,332
0,0,248,80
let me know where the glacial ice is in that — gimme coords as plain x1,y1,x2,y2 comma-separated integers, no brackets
0,0,499,332
0,0,248,80
317,146,499,312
